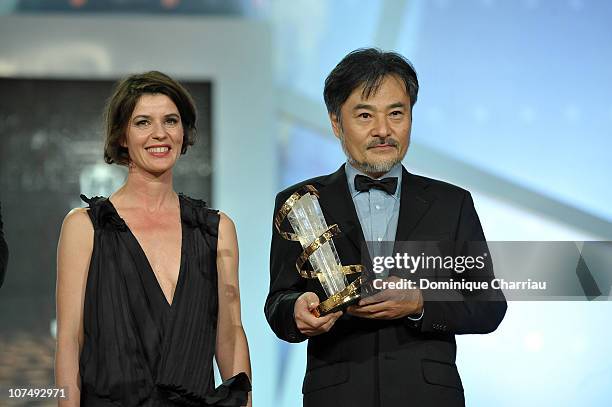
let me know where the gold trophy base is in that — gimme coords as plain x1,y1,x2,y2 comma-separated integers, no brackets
313,278,362,317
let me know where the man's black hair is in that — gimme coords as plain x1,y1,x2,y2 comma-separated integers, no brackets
324,48,419,120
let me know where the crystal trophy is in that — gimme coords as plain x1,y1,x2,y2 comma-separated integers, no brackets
274,185,362,316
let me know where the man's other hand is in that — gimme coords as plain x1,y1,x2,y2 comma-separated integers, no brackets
347,276,423,320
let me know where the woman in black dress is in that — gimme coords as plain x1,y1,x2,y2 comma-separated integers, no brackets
55,72,251,406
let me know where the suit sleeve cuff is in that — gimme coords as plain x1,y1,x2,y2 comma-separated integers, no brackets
284,292,309,343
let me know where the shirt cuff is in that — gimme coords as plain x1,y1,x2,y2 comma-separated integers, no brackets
407,307,424,321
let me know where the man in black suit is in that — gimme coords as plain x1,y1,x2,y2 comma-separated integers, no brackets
265,48,507,407
0,201,8,288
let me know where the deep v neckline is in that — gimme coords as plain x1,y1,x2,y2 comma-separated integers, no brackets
107,196,185,308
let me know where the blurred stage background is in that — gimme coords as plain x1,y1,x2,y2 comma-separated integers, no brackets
0,1,611,406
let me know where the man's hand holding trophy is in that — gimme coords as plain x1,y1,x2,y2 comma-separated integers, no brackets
274,185,363,337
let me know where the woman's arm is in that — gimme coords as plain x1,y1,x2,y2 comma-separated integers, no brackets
214,212,252,406
55,209,93,407
0,202,8,288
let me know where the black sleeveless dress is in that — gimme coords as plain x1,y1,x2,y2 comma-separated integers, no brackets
79,194,250,407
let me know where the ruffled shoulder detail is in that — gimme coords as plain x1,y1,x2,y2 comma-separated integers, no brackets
157,372,251,407
80,194,127,231
179,194,219,240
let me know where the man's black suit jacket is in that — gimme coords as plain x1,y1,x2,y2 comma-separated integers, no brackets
0,202,8,288
265,165,507,407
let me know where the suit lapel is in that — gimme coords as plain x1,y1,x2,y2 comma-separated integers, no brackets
394,167,434,243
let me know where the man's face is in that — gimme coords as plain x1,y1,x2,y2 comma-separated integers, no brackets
330,74,412,178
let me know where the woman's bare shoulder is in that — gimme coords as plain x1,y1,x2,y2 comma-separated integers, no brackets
61,208,94,239
217,211,237,241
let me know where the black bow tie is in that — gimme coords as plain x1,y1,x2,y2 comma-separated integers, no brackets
354,174,398,195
